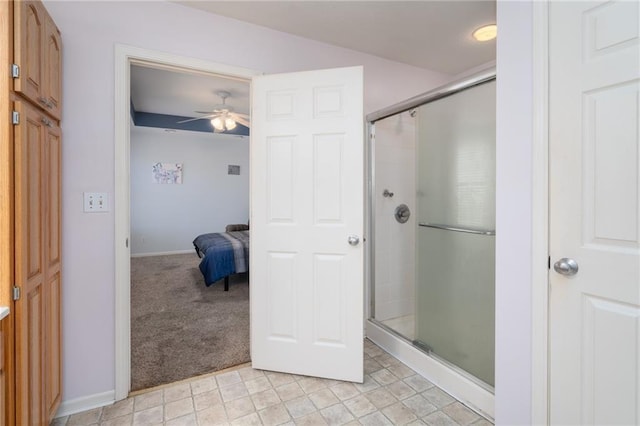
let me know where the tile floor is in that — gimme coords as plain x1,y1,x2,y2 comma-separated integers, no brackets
52,339,493,426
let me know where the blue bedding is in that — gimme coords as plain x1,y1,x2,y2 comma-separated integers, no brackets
193,231,250,286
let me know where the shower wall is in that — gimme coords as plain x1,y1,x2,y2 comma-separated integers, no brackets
373,111,416,325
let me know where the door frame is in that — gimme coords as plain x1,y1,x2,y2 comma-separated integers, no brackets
113,45,260,400
531,1,550,424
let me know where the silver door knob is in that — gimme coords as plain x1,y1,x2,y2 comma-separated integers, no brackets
348,235,360,246
553,258,579,276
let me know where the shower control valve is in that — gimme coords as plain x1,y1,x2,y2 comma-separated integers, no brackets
395,204,411,224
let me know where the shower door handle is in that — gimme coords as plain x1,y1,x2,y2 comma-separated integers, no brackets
348,235,360,246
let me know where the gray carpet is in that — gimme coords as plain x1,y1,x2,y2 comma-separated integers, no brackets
131,253,250,391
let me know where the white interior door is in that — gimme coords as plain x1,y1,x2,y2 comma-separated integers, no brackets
549,2,639,424
250,66,364,382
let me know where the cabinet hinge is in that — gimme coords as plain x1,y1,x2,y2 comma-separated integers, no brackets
11,64,19,78
12,286,21,301
12,111,19,125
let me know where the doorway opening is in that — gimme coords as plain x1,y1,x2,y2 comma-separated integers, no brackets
114,45,260,399
128,62,251,391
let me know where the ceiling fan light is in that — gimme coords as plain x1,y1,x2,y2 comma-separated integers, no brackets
211,117,225,131
225,118,237,130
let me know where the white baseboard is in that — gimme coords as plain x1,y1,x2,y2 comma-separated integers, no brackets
55,390,115,418
130,249,193,258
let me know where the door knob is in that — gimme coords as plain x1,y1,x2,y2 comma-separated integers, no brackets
553,258,579,276
348,235,360,246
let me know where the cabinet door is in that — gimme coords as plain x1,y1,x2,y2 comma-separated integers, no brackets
14,100,46,426
14,1,45,108
43,16,62,120
14,1,61,119
44,122,61,421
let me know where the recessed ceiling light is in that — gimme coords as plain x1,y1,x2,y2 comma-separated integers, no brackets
473,24,497,42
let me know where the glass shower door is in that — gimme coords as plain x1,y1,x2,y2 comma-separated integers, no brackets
414,81,496,387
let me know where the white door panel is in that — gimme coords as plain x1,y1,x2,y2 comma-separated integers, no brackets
549,2,639,424
251,67,364,382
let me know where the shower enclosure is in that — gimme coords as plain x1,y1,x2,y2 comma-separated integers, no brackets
368,69,496,399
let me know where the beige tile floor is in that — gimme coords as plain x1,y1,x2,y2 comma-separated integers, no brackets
52,339,493,426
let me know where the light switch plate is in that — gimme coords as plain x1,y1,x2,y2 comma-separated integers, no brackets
84,192,109,212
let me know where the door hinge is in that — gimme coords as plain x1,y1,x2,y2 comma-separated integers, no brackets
12,286,21,301
126,238,129,248
12,111,19,125
11,64,19,78
548,256,551,270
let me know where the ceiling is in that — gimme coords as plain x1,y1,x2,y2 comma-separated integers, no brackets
131,1,496,124
176,0,496,75
130,64,250,119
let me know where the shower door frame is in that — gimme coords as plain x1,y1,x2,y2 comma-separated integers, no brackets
365,66,497,420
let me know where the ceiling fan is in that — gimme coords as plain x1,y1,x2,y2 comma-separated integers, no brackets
177,90,250,131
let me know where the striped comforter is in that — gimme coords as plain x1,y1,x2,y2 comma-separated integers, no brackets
192,231,250,286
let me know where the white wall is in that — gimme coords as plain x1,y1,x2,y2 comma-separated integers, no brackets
42,0,449,405
495,1,534,424
130,127,249,256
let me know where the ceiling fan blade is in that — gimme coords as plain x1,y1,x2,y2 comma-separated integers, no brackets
233,112,250,119
234,116,250,128
176,114,216,124
194,110,226,115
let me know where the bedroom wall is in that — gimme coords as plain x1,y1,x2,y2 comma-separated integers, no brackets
130,126,249,256
42,0,451,408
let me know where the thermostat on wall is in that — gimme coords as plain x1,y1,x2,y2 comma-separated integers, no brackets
228,165,240,175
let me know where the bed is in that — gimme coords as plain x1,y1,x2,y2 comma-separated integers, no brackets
193,230,249,290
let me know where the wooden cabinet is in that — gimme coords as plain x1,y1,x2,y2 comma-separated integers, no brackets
14,0,62,119
14,99,45,426
0,316,6,425
0,0,61,422
14,99,63,425
0,1,15,423
11,1,63,424
44,114,62,421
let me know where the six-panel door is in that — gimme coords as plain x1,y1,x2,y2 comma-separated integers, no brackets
251,67,364,382
549,2,640,424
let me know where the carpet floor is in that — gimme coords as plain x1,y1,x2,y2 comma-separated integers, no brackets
131,253,250,391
